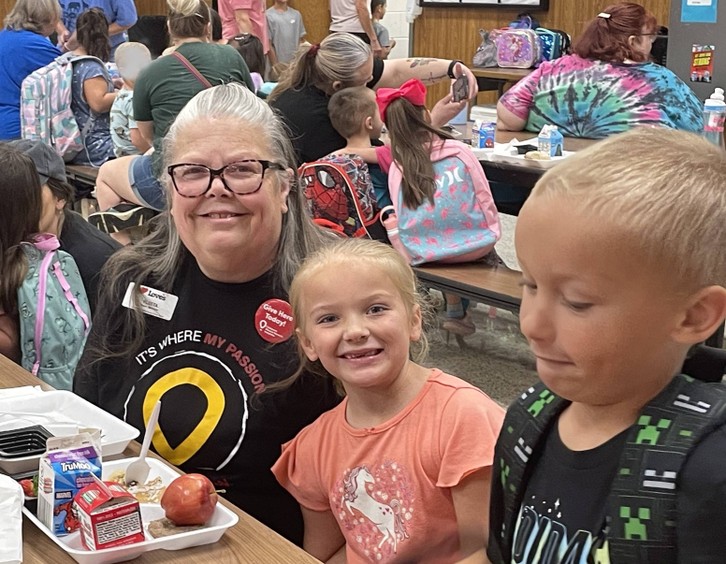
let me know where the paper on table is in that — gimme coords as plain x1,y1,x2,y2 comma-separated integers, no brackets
0,475,23,564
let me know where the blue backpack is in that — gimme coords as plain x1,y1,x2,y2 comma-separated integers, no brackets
17,234,91,390
382,139,501,266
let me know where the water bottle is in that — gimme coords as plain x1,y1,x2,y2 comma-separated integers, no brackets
702,87,726,149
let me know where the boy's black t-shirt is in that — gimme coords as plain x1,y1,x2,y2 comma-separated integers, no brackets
512,424,629,563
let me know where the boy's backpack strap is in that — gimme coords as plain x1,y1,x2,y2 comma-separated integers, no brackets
489,382,568,562
607,374,726,563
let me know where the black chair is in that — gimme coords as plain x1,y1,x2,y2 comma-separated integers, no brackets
682,345,726,383
127,15,169,59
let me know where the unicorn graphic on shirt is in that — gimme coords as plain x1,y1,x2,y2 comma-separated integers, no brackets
343,466,409,553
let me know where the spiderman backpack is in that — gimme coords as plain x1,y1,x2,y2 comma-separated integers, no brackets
299,154,387,240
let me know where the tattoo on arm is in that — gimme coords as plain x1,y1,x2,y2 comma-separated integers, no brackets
424,72,447,84
407,58,436,68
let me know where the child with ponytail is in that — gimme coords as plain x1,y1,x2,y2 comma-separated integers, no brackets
347,79,502,337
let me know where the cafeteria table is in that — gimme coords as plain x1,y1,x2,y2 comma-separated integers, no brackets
0,354,321,564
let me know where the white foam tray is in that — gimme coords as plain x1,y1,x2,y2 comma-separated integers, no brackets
470,137,575,169
0,389,139,474
24,457,239,564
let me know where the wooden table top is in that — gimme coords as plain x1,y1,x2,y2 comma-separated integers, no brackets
472,67,532,82
0,355,321,564
494,130,599,153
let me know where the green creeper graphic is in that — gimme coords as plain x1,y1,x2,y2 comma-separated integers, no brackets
500,459,510,487
620,506,650,540
635,415,671,445
528,389,555,417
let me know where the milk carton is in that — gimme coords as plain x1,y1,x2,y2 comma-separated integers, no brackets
37,431,102,536
538,124,564,157
75,480,144,550
472,120,496,149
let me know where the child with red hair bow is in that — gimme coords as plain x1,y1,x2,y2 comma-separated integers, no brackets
349,78,501,338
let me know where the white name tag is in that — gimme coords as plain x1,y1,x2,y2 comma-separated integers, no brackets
122,283,178,321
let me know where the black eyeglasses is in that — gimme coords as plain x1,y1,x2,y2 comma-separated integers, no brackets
167,159,286,197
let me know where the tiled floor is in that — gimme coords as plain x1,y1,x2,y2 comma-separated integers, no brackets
423,215,539,407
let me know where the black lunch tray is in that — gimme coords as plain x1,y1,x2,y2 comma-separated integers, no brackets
0,425,53,459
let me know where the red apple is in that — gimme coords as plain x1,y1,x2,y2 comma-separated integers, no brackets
160,473,218,526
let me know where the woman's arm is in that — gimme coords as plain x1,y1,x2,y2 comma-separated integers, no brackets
301,506,346,563
83,76,116,113
376,59,478,101
496,100,527,131
130,128,152,153
136,121,154,145
452,467,492,564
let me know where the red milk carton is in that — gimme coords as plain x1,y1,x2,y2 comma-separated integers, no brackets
75,480,145,550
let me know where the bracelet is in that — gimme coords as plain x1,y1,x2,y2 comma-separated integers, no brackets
447,60,463,79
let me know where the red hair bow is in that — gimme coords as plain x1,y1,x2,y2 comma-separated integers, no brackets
376,79,427,123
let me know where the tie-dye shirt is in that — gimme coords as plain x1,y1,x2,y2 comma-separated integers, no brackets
499,54,703,138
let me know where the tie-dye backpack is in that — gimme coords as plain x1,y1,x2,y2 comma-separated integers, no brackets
20,53,109,163
381,139,501,266
17,234,91,391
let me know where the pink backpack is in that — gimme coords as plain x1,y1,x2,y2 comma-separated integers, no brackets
381,140,501,266
20,53,111,163
496,29,542,68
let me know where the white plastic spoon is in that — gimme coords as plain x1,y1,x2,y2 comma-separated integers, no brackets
124,400,161,486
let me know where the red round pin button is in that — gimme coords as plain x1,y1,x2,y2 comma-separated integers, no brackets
254,299,295,343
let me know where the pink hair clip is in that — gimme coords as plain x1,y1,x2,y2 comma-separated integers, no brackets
597,12,611,19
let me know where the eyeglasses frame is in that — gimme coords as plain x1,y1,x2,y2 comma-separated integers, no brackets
167,159,287,198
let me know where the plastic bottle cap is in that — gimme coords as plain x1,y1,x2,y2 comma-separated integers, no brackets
706,87,726,108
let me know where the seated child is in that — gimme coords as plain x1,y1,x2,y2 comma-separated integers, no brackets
343,80,501,337
230,33,265,94
110,42,152,158
272,238,505,563
371,0,396,59
327,85,391,209
489,127,726,562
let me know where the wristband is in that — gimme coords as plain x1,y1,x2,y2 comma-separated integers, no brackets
447,60,463,79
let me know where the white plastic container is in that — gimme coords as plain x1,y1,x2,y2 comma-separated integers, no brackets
0,389,139,474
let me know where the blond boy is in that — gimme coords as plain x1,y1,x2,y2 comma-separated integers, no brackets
489,128,726,562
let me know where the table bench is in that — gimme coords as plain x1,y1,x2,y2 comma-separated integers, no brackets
414,262,523,314
65,164,99,218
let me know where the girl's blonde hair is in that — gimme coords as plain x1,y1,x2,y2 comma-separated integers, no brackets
166,0,210,40
384,98,453,209
288,239,431,389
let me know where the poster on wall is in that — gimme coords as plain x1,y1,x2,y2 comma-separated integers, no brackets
681,0,718,23
690,44,715,82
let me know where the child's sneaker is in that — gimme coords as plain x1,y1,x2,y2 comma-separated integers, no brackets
441,314,476,336
88,203,157,234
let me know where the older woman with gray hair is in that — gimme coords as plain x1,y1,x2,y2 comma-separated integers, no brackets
269,32,479,164
74,83,339,544
0,0,61,140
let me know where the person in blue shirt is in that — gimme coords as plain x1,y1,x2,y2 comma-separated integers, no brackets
58,0,138,61
0,0,62,141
